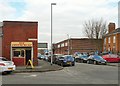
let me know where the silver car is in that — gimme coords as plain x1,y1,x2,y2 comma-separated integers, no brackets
0,57,16,74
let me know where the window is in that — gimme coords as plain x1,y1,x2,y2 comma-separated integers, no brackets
61,43,64,47
104,38,106,44
13,49,25,57
58,44,60,48
65,42,68,46
108,37,110,43
13,51,20,57
113,36,116,43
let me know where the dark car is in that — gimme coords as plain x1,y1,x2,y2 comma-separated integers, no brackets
56,55,75,67
87,55,107,65
48,54,63,64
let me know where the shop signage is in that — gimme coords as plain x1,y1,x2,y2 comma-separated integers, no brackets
11,42,33,47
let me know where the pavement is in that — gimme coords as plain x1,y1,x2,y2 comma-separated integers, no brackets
14,60,63,73
14,60,119,73
107,62,120,67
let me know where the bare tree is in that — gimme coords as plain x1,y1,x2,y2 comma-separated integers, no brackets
83,18,107,39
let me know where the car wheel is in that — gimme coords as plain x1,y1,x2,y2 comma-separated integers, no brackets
61,63,63,67
72,63,75,66
81,60,83,63
87,60,90,64
6,71,12,74
75,59,79,62
2,71,7,75
94,61,97,65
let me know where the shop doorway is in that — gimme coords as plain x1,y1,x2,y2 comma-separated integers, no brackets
25,50,31,65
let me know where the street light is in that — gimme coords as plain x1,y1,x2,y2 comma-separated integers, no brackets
51,3,56,65
67,34,70,55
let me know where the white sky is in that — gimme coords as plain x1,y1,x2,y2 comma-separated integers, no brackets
0,0,119,47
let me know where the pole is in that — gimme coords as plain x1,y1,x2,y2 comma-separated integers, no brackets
51,3,56,65
67,34,70,55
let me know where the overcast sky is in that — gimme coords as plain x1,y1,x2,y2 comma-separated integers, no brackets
0,0,119,47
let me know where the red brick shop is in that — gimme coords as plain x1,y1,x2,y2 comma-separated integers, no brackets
1,21,38,66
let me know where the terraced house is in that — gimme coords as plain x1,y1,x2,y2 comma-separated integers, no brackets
103,23,120,54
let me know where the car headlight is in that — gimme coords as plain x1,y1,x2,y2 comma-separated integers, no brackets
63,60,67,62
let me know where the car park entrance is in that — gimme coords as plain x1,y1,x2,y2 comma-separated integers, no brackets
11,42,33,66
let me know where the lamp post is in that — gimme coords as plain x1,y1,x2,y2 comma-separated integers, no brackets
51,3,56,65
67,34,70,55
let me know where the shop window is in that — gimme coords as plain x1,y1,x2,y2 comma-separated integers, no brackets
14,51,20,57
13,49,25,57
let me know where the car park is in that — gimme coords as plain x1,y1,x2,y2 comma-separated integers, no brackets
87,55,107,65
56,55,75,67
0,57,16,74
102,54,120,63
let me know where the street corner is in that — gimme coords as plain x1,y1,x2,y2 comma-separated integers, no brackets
14,63,64,73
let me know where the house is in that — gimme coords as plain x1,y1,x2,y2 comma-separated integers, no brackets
103,23,120,54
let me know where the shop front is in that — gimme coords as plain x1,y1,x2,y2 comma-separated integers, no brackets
11,42,33,66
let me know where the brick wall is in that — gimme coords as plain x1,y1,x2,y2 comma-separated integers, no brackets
0,23,2,57
54,38,102,55
2,21,38,65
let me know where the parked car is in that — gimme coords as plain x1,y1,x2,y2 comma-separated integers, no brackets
102,54,120,63
76,55,89,63
48,54,63,64
87,55,107,65
0,57,16,74
38,54,46,60
56,55,75,67
75,53,89,63
43,55,48,61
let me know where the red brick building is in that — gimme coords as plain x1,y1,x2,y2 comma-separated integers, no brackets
0,22,3,57
53,38,102,55
1,21,38,66
103,23,120,54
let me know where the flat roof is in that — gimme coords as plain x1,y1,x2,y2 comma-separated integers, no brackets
3,20,38,23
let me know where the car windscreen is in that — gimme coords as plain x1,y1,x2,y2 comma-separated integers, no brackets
65,56,74,61
81,55,88,58
94,56,104,60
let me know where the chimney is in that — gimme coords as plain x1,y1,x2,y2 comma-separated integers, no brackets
108,23,115,33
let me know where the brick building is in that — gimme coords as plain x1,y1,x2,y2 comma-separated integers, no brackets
53,38,102,55
0,22,3,56
1,21,38,66
103,23,120,54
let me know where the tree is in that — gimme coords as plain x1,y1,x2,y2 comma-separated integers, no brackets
83,18,107,39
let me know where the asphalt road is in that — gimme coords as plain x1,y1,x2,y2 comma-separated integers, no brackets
1,62,119,84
